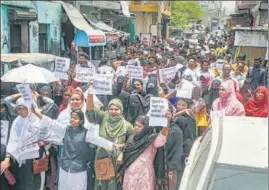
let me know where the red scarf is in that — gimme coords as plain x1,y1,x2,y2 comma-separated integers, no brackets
244,86,268,118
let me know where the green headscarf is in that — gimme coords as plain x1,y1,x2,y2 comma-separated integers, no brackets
100,99,127,140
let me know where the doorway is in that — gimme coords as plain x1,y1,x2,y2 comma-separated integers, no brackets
39,24,48,53
10,24,22,53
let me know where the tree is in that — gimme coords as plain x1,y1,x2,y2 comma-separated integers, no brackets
170,1,204,30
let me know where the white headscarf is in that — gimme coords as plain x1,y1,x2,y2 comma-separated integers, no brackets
6,98,41,166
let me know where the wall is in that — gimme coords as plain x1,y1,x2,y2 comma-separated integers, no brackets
1,5,9,53
0,1,62,55
134,12,154,35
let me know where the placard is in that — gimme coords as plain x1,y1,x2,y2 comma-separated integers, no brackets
16,84,34,108
159,66,177,84
148,97,168,127
140,33,151,46
89,74,113,95
234,31,267,47
86,124,114,151
116,66,127,77
74,66,96,82
126,65,143,80
176,79,195,99
127,58,141,67
0,120,9,145
54,57,70,80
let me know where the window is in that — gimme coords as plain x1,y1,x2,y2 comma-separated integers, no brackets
208,164,268,190
188,129,212,190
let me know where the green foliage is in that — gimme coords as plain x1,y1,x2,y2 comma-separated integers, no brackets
170,1,204,30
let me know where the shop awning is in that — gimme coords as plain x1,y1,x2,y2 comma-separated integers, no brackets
60,1,94,31
83,14,115,32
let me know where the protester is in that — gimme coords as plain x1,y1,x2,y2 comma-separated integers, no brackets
244,86,268,118
211,80,245,116
86,89,134,190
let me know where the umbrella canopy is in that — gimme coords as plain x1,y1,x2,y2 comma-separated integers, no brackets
1,64,59,84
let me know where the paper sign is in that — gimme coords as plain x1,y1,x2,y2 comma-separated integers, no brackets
159,66,177,84
141,33,151,46
176,79,195,99
127,58,141,67
148,97,168,127
0,120,9,145
89,74,113,95
16,84,34,108
19,143,40,160
74,66,96,82
126,65,143,80
54,57,70,80
86,124,114,151
116,66,127,77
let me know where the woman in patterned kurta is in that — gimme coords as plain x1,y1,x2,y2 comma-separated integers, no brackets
86,95,134,190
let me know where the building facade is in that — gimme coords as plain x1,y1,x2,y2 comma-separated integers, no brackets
198,1,223,27
1,1,62,55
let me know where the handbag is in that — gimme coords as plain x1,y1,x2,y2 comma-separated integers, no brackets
94,157,115,181
33,155,49,174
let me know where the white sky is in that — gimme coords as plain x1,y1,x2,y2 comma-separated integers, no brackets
222,1,236,14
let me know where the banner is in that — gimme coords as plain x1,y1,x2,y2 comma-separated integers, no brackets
54,57,70,80
148,97,168,127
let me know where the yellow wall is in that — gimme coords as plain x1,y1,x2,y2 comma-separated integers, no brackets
134,12,155,34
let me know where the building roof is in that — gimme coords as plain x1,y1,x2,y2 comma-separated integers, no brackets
217,116,268,169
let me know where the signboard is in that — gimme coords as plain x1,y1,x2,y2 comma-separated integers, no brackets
234,31,267,47
74,66,96,83
148,97,168,127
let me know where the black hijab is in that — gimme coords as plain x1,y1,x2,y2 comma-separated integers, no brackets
118,92,131,118
203,79,221,113
146,77,159,97
126,94,149,125
117,115,158,178
116,75,124,95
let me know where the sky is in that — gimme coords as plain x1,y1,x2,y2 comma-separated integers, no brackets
222,1,236,14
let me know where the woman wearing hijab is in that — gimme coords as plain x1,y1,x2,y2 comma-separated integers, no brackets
0,98,53,190
117,115,169,190
31,107,94,190
126,94,149,125
86,89,134,190
173,98,196,171
59,86,75,113
146,77,159,97
203,79,222,113
118,92,131,119
244,86,268,118
212,80,245,116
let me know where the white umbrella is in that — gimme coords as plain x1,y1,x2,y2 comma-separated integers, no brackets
1,64,59,84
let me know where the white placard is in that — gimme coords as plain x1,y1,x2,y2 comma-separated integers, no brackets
19,143,40,160
234,31,267,47
159,66,177,84
127,58,141,67
116,66,127,77
89,74,113,95
176,79,195,99
54,57,70,80
74,66,96,82
86,124,114,151
0,120,9,145
148,97,168,127
126,65,143,80
16,84,34,108
140,33,151,46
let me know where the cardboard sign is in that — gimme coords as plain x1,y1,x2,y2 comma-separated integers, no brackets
176,79,195,99
116,66,127,77
89,74,113,95
54,57,70,80
126,65,143,80
74,66,96,83
0,120,9,145
148,97,168,127
159,66,177,84
16,84,34,108
86,124,114,151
